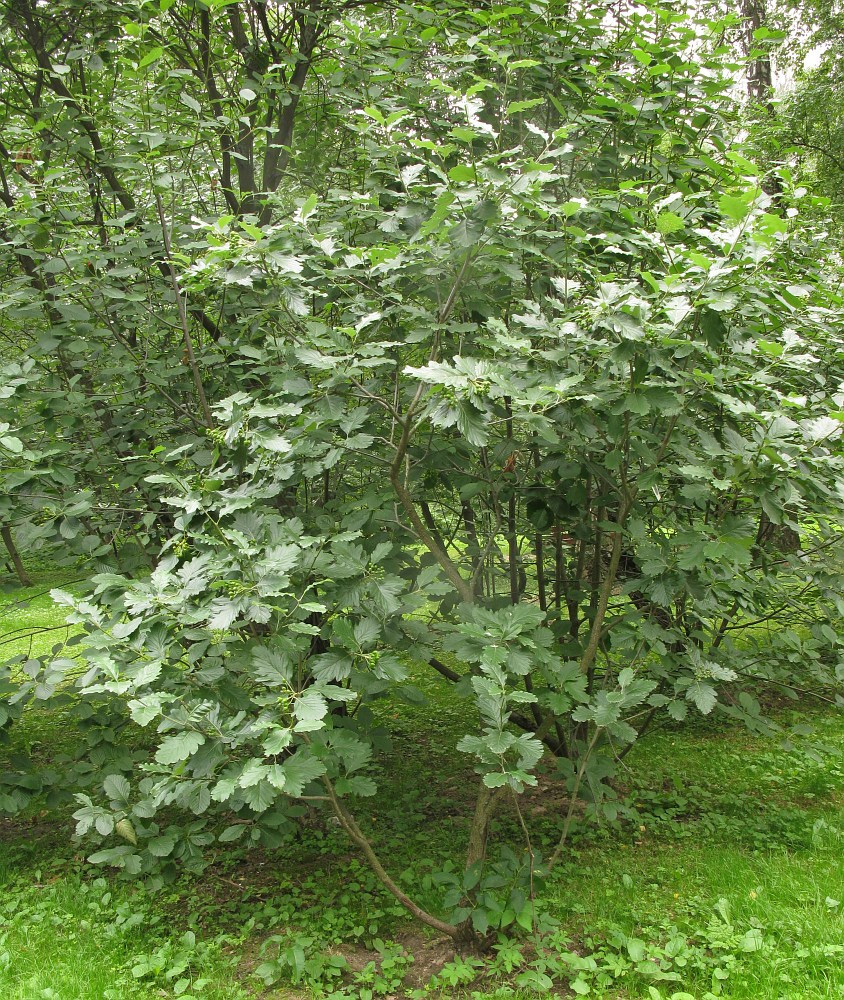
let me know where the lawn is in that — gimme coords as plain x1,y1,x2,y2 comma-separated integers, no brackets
2,570,844,999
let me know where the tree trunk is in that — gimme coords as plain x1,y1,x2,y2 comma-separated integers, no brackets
742,0,783,199
742,0,774,103
465,782,499,869
452,782,503,948
1,525,32,587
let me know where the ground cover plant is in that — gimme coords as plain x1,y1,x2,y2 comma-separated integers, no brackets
3,0,844,996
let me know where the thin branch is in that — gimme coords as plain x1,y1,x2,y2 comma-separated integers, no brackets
154,193,214,428
548,727,601,870
320,773,458,938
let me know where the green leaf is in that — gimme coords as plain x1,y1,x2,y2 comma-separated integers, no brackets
240,781,277,813
128,697,165,727
293,688,328,731
298,193,318,223
719,194,751,222
138,47,164,68
252,646,292,686
756,339,783,357
188,783,211,814
281,753,326,797
179,92,201,113
335,775,377,796
262,728,293,754
448,164,475,182
147,835,177,856
155,732,205,765
506,98,545,114
419,191,456,237
0,435,23,454
516,904,535,931
740,928,764,952
626,938,647,961
239,759,269,787
112,619,141,639
752,26,786,40
104,774,131,805
656,211,684,235
686,680,717,715
758,212,788,236
667,701,688,722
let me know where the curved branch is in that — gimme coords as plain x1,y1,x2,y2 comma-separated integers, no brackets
321,773,459,938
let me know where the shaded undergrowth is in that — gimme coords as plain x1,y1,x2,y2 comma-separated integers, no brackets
2,578,844,999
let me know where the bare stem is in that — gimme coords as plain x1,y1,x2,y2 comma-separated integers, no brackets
321,774,459,939
154,193,214,428
579,497,632,678
548,728,601,870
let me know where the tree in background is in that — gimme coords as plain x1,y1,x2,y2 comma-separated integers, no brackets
745,0,844,221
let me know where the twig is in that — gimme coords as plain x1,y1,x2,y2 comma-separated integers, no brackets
154,193,214,428
548,728,600,870
510,789,537,935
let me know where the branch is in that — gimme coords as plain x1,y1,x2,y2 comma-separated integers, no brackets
547,727,600,870
259,4,324,223
198,8,240,215
428,656,462,683
154,194,215,428
579,497,632,678
320,773,458,938
35,66,135,213
787,137,844,176
387,251,478,605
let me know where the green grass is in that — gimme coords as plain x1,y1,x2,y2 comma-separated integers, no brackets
3,574,844,998
0,570,82,662
0,867,248,999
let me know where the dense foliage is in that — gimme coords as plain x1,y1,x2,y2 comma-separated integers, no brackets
2,0,844,945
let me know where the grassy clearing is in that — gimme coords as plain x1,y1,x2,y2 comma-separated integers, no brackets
0,864,248,999
2,575,844,999
0,569,82,663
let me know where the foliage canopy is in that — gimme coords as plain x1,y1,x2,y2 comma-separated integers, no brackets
2,0,844,944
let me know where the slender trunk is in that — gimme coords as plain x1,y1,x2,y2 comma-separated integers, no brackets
741,0,782,198
454,781,502,946
155,194,214,429
504,399,520,604
579,498,632,681
530,448,547,612
742,0,773,104
508,496,519,604
2,525,31,587
421,501,449,557
554,521,563,610
465,783,499,870
585,507,605,694
536,531,547,610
